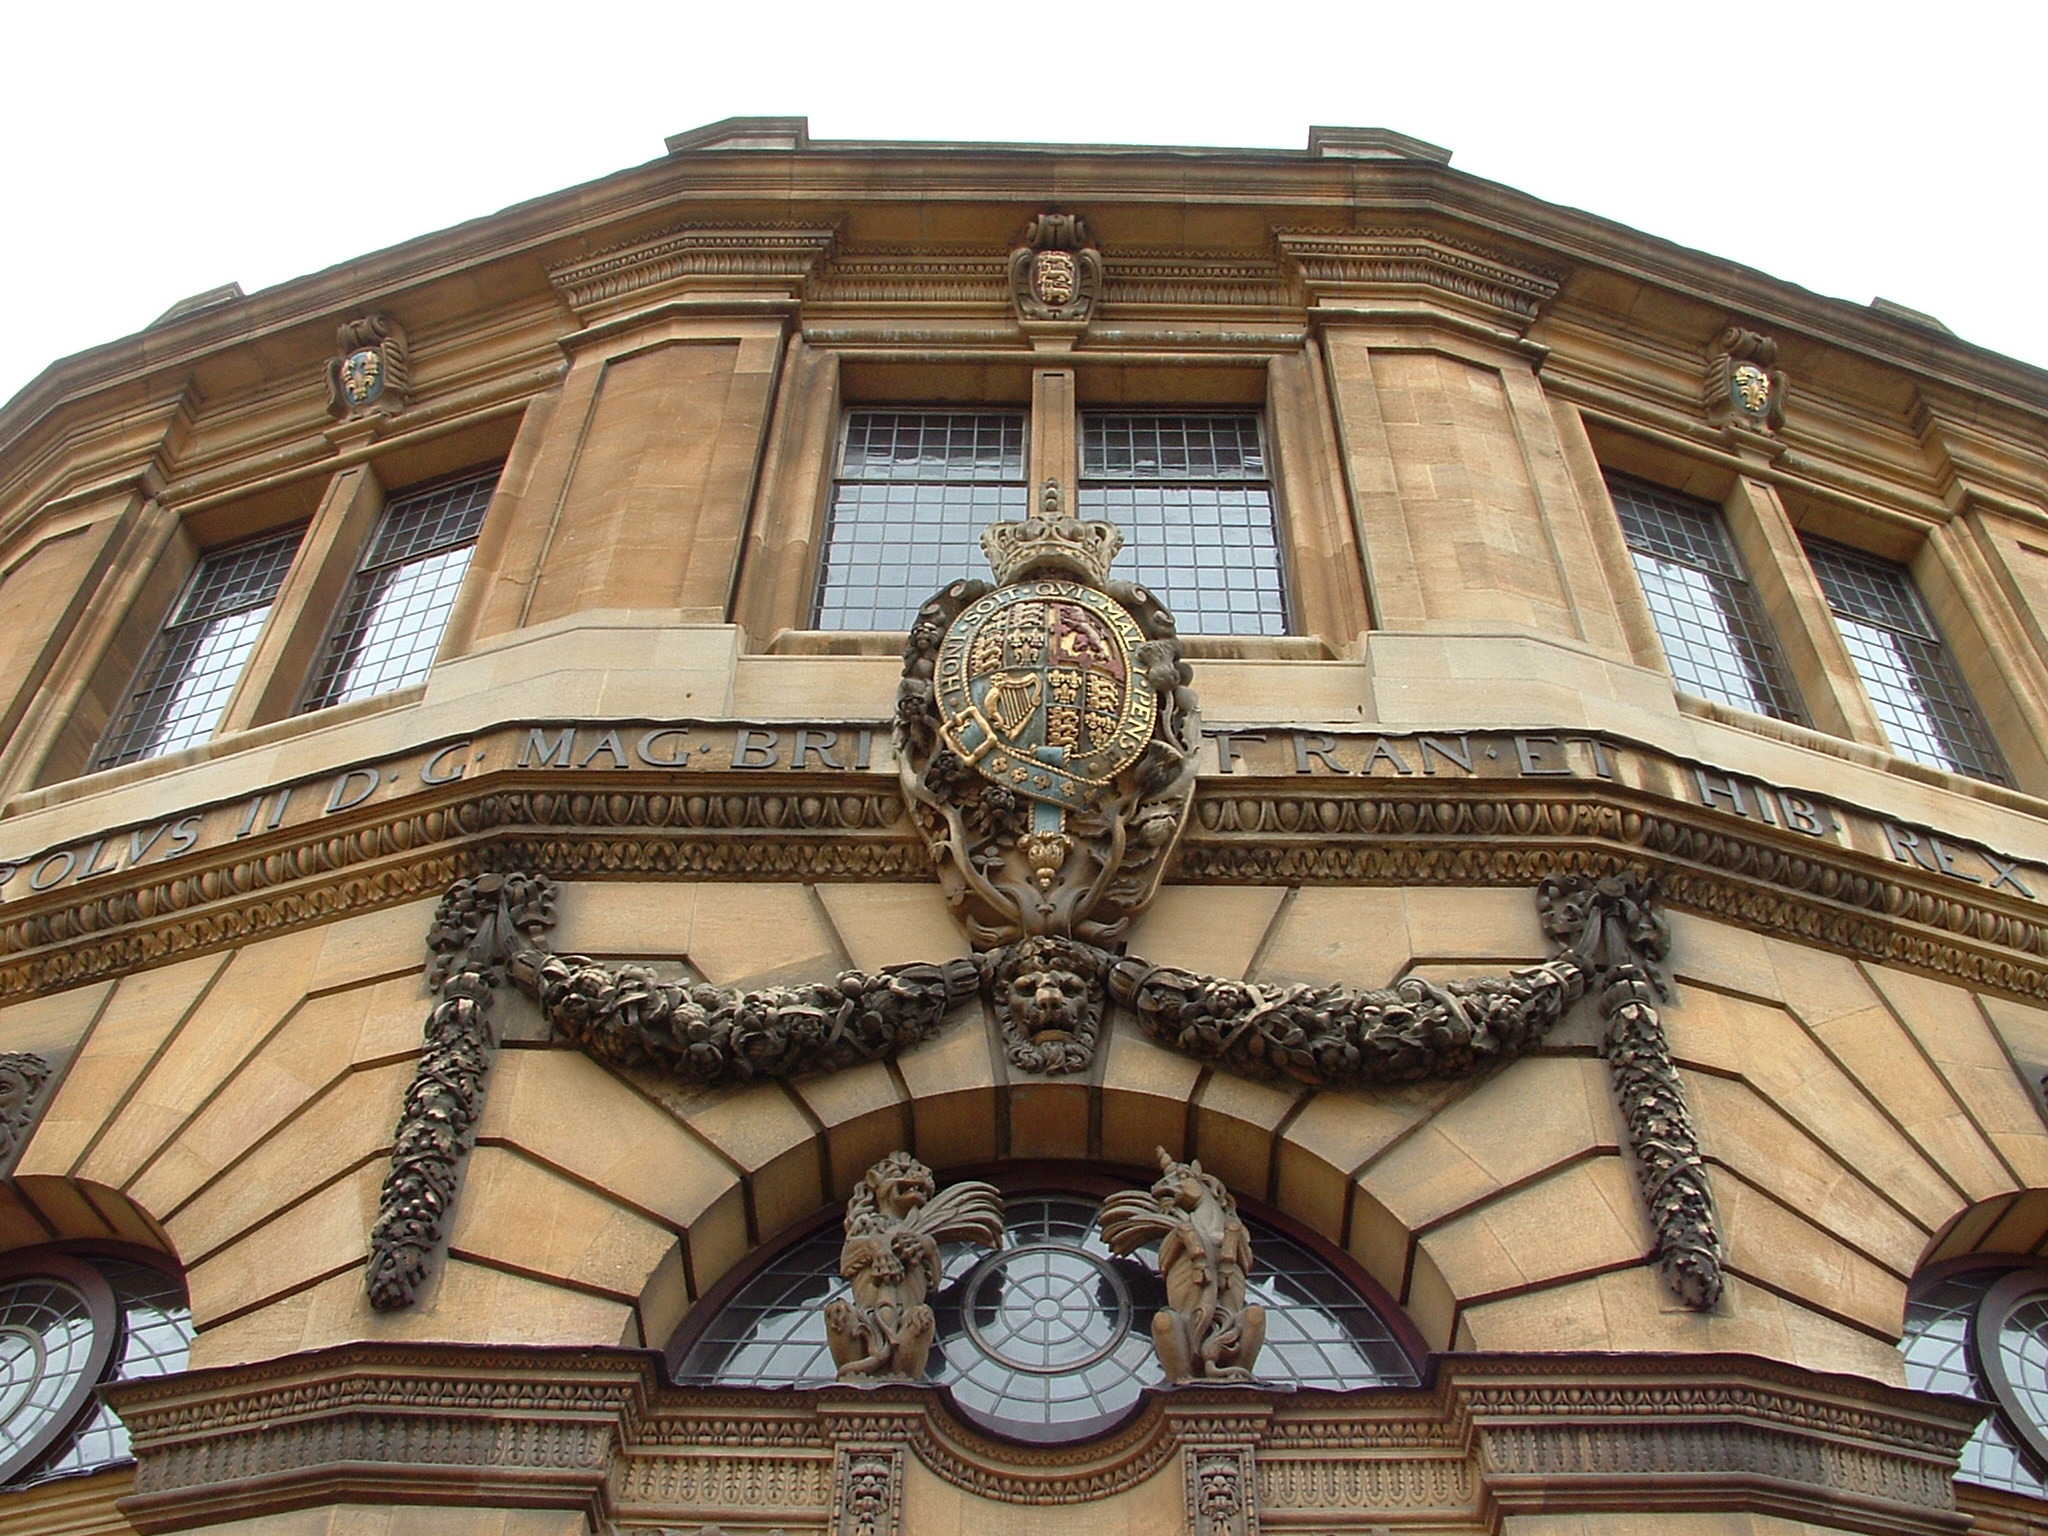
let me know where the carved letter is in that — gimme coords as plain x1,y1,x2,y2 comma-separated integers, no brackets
732,729,781,769
421,742,471,784
517,728,575,768
325,768,381,813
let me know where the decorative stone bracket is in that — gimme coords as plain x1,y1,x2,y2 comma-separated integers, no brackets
367,868,1725,1313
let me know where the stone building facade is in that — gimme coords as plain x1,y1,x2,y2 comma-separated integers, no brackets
0,117,2046,1536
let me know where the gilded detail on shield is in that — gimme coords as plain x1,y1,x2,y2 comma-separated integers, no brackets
1031,250,1080,308
1731,362,1771,415
339,349,384,406
935,581,1155,813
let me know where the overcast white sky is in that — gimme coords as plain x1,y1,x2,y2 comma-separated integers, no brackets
5,3,2045,412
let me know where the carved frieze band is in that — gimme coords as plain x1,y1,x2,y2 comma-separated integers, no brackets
8,773,2048,1011
106,1350,1980,1536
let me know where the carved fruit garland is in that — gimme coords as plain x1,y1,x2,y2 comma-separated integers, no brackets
368,490,1725,1313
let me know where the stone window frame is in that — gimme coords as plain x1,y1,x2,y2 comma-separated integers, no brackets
1580,415,2048,795
731,347,1367,657
20,436,511,792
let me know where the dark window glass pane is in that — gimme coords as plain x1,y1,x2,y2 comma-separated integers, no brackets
816,412,1027,629
1803,537,2008,783
1604,472,1804,723
6,1260,192,1488
1080,413,1289,635
302,467,499,711
96,527,305,769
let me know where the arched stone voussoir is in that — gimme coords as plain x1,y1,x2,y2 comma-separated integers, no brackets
3,1173,179,1262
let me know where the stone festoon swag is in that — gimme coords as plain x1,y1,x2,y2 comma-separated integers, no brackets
366,489,1723,1320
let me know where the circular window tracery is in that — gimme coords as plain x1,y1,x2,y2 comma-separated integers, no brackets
674,1187,1418,1443
1900,1263,2048,1498
0,1253,193,1487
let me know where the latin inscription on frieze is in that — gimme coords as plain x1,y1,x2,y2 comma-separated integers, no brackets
0,722,878,899
4,719,2043,913
1206,728,1617,780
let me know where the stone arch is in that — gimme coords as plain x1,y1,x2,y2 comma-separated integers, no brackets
1919,1190,2048,1273
0,1174,179,1264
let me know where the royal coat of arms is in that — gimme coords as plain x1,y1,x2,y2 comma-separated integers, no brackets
936,580,1154,814
896,481,1200,951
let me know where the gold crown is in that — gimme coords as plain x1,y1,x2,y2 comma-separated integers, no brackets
981,481,1123,587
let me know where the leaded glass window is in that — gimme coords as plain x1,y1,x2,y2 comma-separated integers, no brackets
302,466,499,710
814,411,1028,630
1802,537,2008,783
1900,1265,2048,1497
96,527,305,770
1080,412,1288,635
1604,472,1804,722
673,1189,1416,1443
0,1254,191,1487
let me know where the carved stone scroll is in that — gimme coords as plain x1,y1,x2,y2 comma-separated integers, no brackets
1101,1150,1266,1384
0,1051,51,1167
365,873,555,1310
825,1153,1004,1382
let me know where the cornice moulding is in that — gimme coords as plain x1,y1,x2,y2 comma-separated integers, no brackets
7,149,2045,468
1277,228,1565,330
8,750,2048,1006
103,1345,1981,1536
545,225,839,318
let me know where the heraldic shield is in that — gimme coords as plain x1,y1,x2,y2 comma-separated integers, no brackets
895,482,1202,949
936,580,1156,815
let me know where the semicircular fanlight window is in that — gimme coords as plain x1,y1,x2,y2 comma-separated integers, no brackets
674,1190,1416,1442
1900,1266,2048,1498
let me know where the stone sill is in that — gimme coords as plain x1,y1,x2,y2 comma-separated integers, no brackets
762,628,1335,661
7,686,424,820
1676,693,2048,822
